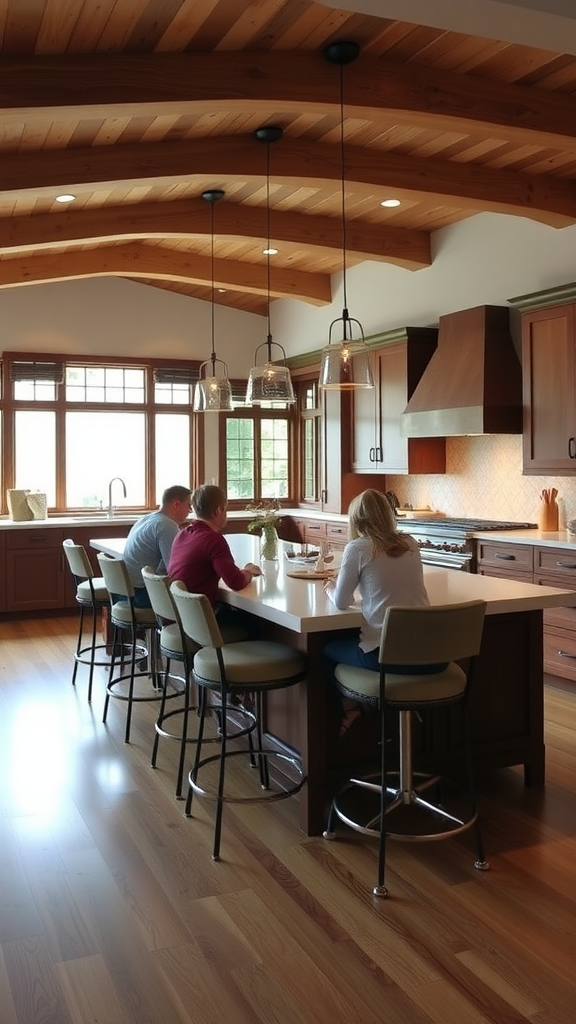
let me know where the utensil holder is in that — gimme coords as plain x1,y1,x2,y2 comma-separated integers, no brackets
539,500,558,531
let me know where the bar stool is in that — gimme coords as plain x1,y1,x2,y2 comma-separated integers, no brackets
171,581,307,861
323,600,489,898
97,553,174,744
141,568,250,798
62,539,109,703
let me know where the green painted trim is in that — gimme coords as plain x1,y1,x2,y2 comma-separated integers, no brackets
285,325,438,368
508,281,576,312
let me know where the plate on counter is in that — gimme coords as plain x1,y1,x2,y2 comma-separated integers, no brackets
286,568,337,580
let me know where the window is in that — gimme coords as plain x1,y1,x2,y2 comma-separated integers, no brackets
0,353,200,514
221,397,293,505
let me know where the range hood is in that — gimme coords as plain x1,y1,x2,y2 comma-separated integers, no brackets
401,305,522,438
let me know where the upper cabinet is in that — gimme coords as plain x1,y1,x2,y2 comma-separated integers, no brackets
350,327,446,475
512,285,576,475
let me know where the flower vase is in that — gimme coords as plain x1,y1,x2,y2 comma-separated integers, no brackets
260,525,279,561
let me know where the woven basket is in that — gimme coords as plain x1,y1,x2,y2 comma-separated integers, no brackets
7,489,48,521
7,489,33,521
26,491,48,520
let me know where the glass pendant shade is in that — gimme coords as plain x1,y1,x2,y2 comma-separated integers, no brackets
246,339,295,404
193,358,233,411
319,308,374,389
319,342,373,389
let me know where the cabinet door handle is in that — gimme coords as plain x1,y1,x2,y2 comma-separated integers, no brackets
558,650,576,660
375,446,383,462
569,437,576,459
369,447,375,462
556,560,576,568
495,553,515,560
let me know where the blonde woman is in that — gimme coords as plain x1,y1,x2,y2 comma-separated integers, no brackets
324,489,442,736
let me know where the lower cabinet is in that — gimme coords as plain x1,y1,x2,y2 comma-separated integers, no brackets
1,522,133,615
534,545,576,683
0,532,7,612
477,538,576,682
284,516,349,551
5,528,66,612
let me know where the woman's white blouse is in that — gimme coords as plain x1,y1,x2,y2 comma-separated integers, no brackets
326,535,429,651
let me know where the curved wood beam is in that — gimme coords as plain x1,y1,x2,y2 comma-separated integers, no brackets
2,137,575,232
0,199,431,271
0,243,332,305
2,51,576,152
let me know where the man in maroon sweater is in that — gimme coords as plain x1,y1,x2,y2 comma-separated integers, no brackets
168,484,261,611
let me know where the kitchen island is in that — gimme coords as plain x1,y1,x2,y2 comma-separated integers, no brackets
91,533,576,835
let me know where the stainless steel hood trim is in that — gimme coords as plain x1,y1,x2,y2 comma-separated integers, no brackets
401,405,516,438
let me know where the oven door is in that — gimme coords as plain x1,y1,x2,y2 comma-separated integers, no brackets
419,549,474,572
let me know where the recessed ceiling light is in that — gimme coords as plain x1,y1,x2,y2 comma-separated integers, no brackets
380,198,401,208
55,194,76,203
263,247,278,256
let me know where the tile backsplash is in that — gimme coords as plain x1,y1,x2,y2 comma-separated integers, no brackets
387,434,576,527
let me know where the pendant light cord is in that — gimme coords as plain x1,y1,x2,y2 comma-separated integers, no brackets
266,139,273,360
210,197,216,373
339,59,348,323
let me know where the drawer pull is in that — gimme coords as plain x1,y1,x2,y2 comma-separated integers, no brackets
558,650,576,660
495,553,515,560
556,561,576,569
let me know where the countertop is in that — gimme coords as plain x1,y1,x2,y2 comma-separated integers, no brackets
90,534,576,635
473,529,576,548
5,512,576,550
0,508,349,531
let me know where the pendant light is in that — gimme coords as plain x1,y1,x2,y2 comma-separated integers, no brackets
193,189,234,412
319,42,374,391
245,126,296,406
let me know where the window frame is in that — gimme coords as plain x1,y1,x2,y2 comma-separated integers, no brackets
0,351,204,515
219,401,298,509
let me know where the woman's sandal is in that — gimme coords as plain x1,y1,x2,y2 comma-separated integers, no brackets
339,704,363,738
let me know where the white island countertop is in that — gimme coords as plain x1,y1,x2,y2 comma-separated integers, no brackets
221,536,576,632
90,533,576,635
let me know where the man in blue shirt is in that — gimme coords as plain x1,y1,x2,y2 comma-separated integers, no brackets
122,484,192,606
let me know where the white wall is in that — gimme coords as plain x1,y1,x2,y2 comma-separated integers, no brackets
0,276,263,375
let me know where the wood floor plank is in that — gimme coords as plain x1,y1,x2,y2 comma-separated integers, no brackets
55,953,131,1024
2,936,74,1024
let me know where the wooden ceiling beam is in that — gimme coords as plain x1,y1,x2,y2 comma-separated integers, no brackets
3,136,575,230
0,243,332,305
2,51,576,151
0,199,431,271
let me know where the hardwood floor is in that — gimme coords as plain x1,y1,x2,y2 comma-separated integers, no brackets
1,614,575,1024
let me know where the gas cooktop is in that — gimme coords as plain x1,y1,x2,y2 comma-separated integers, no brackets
400,517,537,532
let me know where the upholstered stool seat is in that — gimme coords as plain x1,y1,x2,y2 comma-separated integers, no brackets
62,539,110,703
141,568,250,798
324,600,489,898
171,581,307,861
97,553,180,744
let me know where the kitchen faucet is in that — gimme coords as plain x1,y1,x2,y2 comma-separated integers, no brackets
107,477,127,519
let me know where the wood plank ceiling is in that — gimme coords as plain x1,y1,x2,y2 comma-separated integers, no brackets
1,0,576,316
